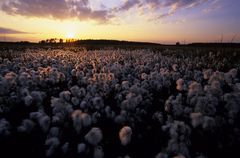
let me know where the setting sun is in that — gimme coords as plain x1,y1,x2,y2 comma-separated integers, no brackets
66,32,75,39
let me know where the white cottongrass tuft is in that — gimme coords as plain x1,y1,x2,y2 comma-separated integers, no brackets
77,143,86,154
45,137,60,157
17,119,35,134
24,95,33,107
48,127,60,138
59,91,71,101
39,115,51,133
61,142,69,154
93,146,104,158
190,112,203,128
176,78,185,91
119,126,132,146
85,127,103,146
0,118,11,136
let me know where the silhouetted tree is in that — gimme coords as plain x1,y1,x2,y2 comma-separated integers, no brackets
39,40,46,44
49,38,57,43
59,39,64,43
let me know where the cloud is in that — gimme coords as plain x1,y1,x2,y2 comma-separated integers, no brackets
0,27,28,34
1,0,110,23
118,0,210,20
118,0,141,11
203,0,221,14
0,0,210,22
145,0,209,19
144,0,207,9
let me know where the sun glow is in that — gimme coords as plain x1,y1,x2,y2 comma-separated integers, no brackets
66,32,75,39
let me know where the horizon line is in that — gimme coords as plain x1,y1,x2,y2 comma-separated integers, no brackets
0,39,240,45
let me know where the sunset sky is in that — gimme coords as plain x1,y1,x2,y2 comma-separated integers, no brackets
0,0,240,44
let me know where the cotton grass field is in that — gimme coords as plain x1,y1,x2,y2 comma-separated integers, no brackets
0,46,240,158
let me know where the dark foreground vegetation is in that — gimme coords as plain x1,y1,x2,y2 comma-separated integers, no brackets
0,44,240,158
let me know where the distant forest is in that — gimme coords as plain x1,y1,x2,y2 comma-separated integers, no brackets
0,39,240,51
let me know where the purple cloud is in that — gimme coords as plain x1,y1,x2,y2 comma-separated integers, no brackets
118,0,141,11
1,0,110,22
0,0,210,22
0,27,29,34
144,0,209,19
203,0,221,14
145,0,208,9
116,0,210,19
